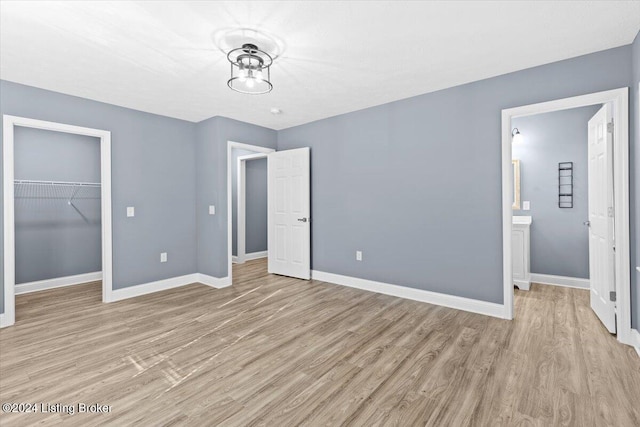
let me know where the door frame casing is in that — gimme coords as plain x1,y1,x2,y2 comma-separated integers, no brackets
2,115,113,328
501,87,632,346
226,141,274,282
236,152,269,264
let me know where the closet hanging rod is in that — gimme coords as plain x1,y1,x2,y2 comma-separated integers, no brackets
14,179,101,187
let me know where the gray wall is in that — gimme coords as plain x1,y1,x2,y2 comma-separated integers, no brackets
632,31,639,329
231,149,267,257
1,80,198,315
512,105,601,279
14,127,101,283
278,45,632,304
195,116,276,278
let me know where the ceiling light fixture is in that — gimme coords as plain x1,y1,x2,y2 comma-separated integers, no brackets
512,128,524,144
227,43,273,94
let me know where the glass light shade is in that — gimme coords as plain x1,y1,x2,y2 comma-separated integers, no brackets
227,43,273,94
512,129,524,144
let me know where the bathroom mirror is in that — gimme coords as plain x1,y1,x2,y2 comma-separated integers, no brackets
512,159,521,210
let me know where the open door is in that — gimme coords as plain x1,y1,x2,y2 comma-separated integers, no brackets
268,147,311,279
587,103,616,333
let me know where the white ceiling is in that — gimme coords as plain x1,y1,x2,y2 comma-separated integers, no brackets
1,1,639,130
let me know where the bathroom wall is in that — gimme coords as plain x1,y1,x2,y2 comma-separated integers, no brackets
512,105,601,279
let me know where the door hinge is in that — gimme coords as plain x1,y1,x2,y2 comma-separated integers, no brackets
609,291,616,302
607,121,613,133
608,207,614,217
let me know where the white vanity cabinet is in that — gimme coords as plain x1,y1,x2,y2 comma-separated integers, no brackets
512,216,532,291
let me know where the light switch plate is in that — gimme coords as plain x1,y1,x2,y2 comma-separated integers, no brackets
209,205,216,215
356,251,363,261
127,207,135,217
523,201,530,211
160,252,167,263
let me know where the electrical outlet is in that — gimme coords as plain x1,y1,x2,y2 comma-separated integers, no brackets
523,201,530,211
356,251,363,261
127,207,135,217
160,252,167,263
209,205,216,215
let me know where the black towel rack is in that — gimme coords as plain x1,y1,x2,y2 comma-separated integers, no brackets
558,162,573,208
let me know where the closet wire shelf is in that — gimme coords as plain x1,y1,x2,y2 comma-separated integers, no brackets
14,180,101,203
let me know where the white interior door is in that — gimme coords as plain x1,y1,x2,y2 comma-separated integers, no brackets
268,147,311,279
587,103,616,333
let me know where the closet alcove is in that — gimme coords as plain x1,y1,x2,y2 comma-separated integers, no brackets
12,126,102,311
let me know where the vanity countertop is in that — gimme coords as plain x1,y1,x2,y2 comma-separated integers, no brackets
513,215,532,225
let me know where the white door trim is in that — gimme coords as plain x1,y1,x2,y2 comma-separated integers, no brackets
227,141,274,282
501,87,632,346
2,115,113,327
236,152,268,264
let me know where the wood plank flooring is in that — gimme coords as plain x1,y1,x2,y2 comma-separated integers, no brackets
1,259,639,426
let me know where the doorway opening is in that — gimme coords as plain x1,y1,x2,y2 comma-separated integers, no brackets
227,141,274,283
501,88,633,347
2,115,113,328
234,153,268,264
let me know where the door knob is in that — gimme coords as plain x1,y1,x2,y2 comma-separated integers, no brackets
297,218,308,222
583,221,591,227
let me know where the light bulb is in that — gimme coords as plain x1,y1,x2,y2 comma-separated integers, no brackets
254,69,264,82
512,129,524,144
238,67,246,82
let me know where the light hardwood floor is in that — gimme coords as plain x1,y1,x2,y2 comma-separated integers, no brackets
1,259,639,426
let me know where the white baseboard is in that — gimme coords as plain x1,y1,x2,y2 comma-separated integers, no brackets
2,272,231,326
109,273,200,302
245,251,267,261
15,271,102,295
196,273,232,288
530,273,590,289
632,329,640,358
311,270,507,319
0,313,12,328
108,272,232,303
233,251,268,264
514,279,530,291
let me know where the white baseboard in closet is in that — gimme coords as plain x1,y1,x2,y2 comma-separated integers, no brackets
15,271,103,295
